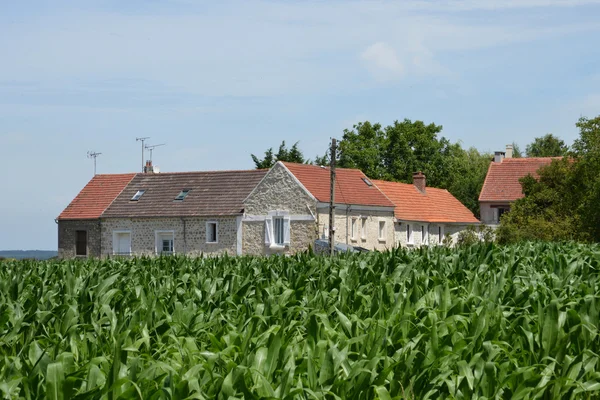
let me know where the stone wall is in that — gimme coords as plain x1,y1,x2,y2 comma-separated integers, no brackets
243,163,318,255
316,208,395,251
100,216,238,257
58,219,102,258
395,221,475,247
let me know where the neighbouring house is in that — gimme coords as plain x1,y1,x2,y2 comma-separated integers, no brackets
243,162,396,255
373,172,480,247
57,168,267,257
479,145,558,225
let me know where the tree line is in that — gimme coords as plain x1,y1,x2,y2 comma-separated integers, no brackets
251,119,573,220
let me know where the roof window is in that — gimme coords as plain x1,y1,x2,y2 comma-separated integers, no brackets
362,177,373,187
131,190,146,201
174,189,190,201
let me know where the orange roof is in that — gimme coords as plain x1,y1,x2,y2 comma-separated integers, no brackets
58,174,136,220
479,158,559,202
373,180,479,223
282,162,394,207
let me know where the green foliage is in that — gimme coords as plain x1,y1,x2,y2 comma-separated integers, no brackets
3,244,600,398
526,134,569,157
511,142,523,158
251,141,306,169
456,225,496,246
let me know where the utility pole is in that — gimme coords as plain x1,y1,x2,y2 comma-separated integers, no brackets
136,137,150,173
87,151,102,176
329,138,337,256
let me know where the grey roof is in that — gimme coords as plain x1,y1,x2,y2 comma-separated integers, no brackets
101,169,268,218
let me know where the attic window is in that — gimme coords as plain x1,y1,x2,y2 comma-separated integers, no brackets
174,189,190,201
131,190,145,201
362,177,373,187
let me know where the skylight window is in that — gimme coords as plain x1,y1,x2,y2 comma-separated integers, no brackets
174,189,190,201
362,177,373,187
131,190,145,201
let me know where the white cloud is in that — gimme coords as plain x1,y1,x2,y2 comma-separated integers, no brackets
360,42,404,80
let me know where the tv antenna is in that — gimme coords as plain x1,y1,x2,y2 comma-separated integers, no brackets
136,137,150,173
87,151,102,175
144,143,166,163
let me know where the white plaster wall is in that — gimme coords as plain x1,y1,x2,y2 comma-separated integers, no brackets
100,216,238,257
395,221,476,248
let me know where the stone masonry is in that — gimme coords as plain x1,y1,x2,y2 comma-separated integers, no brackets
58,219,102,258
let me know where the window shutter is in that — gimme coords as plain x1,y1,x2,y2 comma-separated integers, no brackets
283,216,291,245
265,218,273,246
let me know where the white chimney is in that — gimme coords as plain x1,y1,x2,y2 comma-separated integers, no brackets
505,144,513,159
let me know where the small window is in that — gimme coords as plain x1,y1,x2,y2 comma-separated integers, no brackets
497,207,509,223
351,218,357,240
113,231,131,255
76,230,87,256
156,231,174,255
174,189,190,201
361,217,367,240
273,217,285,245
362,177,373,187
438,226,443,243
421,225,426,243
407,224,412,244
206,222,218,243
162,239,173,253
131,190,145,201
379,220,386,240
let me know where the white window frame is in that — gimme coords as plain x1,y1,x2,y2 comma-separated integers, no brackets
361,217,367,240
407,224,413,244
112,230,132,256
206,221,218,244
351,217,358,240
265,210,291,249
155,230,175,255
378,220,386,241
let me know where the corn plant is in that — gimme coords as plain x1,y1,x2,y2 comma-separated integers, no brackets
1,242,600,399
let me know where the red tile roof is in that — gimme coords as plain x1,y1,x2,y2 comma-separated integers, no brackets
281,162,395,207
479,158,559,202
373,180,479,223
58,174,136,220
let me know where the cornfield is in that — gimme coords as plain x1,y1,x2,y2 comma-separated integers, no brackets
1,242,600,399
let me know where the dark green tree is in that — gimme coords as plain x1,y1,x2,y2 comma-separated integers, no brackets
526,134,569,157
511,142,523,158
251,141,306,169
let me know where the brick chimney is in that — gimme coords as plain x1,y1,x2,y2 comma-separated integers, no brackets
144,160,154,173
413,171,426,193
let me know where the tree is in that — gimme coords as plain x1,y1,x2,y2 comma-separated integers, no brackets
251,141,306,169
511,142,523,158
526,134,568,157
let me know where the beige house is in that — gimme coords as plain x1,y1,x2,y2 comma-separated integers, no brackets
373,172,480,247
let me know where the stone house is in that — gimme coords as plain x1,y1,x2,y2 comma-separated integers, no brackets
479,145,558,225
242,162,396,255
373,172,480,247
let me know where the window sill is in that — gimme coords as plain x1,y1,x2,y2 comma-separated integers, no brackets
206,242,218,244
269,244,287,251
378,238,386,243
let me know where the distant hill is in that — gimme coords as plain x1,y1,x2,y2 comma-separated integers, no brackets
0,250,58,260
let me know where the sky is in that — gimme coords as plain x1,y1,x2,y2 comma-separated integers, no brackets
1,0,599,250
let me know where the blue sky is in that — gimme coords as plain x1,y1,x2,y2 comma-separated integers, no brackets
1,0,599,250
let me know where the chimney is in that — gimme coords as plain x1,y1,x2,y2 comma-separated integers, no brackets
505,144,513,159
413,171,426,193
144,160,154,173
494,151,505,163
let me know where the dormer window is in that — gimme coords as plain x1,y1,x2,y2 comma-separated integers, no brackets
174,189,190,201
131,190,145,201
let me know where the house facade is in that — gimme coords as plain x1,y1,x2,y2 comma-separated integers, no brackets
479,146,558,224
374,172,480,247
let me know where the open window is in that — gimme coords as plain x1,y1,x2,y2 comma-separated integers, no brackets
155,231,174,255
112,231,131,255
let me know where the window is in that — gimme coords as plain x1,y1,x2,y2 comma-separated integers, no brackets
421,225,427,244
131,190,145,201
351,218,357,240
174,189,190,201
273,217,284,245
155,231,174,255
497,207,510,223
206,222,218,243
378,220,386,241
362,177,373,187
438,226,443,243
112,231,131,255
361,217,367,240
75,230,87,256
406,224,413,244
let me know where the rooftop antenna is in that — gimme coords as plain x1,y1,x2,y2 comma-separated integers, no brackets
87,151,102,176
144,143,166,164
136,137,150,173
